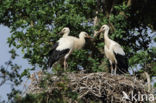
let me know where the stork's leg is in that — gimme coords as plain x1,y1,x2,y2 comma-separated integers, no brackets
63,49,73,71
110,63,113,75
109,60,113,75
114,64,117,75
63,59,67,71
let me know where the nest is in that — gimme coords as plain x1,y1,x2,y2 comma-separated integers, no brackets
25,71,148,103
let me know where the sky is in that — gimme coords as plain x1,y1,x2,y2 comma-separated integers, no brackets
0,25,31,101
0,25,11,101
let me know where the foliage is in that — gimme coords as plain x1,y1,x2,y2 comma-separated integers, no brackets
0,0,156,102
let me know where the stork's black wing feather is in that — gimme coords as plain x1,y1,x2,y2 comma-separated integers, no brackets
47,42,70,68
48,42,59,56
114,52,129,74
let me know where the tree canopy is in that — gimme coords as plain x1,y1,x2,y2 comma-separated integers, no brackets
0,0,156,102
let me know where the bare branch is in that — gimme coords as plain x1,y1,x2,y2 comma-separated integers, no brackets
25,72,148,102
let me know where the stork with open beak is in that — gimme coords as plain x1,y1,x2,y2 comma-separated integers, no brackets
94,25,128,75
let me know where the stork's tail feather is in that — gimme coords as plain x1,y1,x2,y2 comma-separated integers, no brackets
48,49,70,68
115,53,129,74
48,58,56,68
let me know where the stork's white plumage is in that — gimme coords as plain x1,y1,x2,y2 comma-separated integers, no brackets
48,37,74,70
72,32,89,50
60,27,90,50
48,31,90,70
95,25,128,75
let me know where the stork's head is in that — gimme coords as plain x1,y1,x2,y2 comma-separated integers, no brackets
100,25,109,32
94,24,109,37
79,32,91,38
59,27,70,35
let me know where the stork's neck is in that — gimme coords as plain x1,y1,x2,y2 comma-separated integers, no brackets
104,29,111,47
79,37,85,44
77,37,85,49
62,32,69,37
104,29,109,39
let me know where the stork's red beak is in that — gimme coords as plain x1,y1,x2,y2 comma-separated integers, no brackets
94,28,103,37
58,31,63,35
86,34,92,39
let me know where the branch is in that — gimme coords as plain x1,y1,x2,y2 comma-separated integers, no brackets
26,72,148,102
144,72,151,92
127,0,132,7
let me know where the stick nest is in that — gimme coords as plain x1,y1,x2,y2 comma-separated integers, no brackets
25,71,147,103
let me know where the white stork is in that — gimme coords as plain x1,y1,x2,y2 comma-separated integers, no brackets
95,25,128,75
59,27,70,37
48,31,90,70
59,27,91,50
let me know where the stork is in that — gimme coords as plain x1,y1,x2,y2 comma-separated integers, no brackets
94,25,128,75
48,32,90,70
59,27,91,50
59,27,70,37
59,27,87,50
